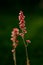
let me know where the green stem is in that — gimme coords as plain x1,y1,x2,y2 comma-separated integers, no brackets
22,37,30,65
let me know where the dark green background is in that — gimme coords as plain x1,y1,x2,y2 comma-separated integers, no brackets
0,0,43,65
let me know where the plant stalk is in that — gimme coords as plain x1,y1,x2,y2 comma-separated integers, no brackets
22,37,30,65
13,42,16,65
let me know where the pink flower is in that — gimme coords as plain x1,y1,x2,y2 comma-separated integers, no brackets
13,28,19,35
12,43,18,48
18,11,25,22
15,40,19,43
11,28,19,42
11,38,16,42
11,49,15,53
26,40,31,43
19,23,25,29
23,30,27,33
18,11,25,21
19,20,25,24
19,11,23,15
18,11,27,35
19,33,24,37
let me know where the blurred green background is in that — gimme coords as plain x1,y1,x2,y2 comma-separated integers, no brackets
0,0,43,65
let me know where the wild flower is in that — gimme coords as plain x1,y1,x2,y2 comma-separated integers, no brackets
18,11,31,65
11,11,31,65
11,28,19,43
11,28,19,65
18,11,27,35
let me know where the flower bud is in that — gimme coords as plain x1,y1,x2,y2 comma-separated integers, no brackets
26,40,31,43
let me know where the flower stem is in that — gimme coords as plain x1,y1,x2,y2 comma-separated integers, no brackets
13,42,16,65
22,37,30,65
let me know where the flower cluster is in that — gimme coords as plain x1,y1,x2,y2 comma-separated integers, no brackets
18,11,31,43
11,28,19,52
10,11,31,65
11,11,31,52
18,11,27,34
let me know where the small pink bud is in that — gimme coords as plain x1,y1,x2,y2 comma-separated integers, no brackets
19,20,25,24
13,28,19,35
12,43,15,46
19,33,24,37
19,11,23,15
12,43,18,48
11,31,14,34
26,40,31,43
11,38,14,42
23,30,27,33
20,23,25,29
11,28,19,42
11,49,15,52
15,40,19,43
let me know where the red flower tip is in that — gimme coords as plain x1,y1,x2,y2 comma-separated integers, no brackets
19,11,23,15
18,11,27,35
26,40,31,43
